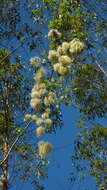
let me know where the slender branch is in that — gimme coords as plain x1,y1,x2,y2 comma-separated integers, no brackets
0,40,25,65
0,121,31,166
96,62,107,78
88,47,107,78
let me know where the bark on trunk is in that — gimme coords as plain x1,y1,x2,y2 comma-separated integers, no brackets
2,136,8,190
2,84,9,190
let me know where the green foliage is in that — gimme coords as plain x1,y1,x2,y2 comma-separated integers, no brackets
71,126,107,189
72,64,107,118
0,49,30,114
0,0,49,52
0,48,36,187
43,0,86,49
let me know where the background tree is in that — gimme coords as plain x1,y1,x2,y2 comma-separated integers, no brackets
71,125,107,190
0,0,50,56
0,47,51,190
0,1,51,189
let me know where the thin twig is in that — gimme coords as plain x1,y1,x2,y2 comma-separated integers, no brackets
88,47,107,78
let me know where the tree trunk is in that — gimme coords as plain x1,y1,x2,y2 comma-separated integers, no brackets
2,84,10,190
2,136,8,190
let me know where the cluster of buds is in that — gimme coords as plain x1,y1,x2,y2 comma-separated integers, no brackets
48,37,85,76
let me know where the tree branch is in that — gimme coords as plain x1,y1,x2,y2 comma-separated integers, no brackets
96,62,107,78
0,40,25,65
0,121,31,166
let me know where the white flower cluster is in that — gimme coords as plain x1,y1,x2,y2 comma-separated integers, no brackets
69,38,85,55
48,29,61,39
34,67,46,81
28,34,85,158
25,110,53,137
29,66,54,139
36,127,45,137
31,105,53,137
35,106,52,129
38,141,53,158
48,50,58,62
48,38,84,75
30,56,41,66
30,68,47,111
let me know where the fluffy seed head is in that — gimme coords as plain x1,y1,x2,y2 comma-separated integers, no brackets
39,89,47,96
30,56,41,66
36,127,45,137
58,65,68,75
45,118,53,126
39,67,46,75
48,92,56,98
62,42,70,54
42,112,49,119
31,86,36,93
31,115,37,121
53,63,61,72
44,97,51,106
48,29,61,39
31,91,40,98
48,50,58,62
45,108,51,114
34,68,46,81
30,98,41,109
59,55,71,65
38,83,46,89
57,46,63,56
35,83,46,91
48,92,56,104
34,73,42,81
25,114,32,120
36,119,44,126
69,38,85,55
38,141,53,158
